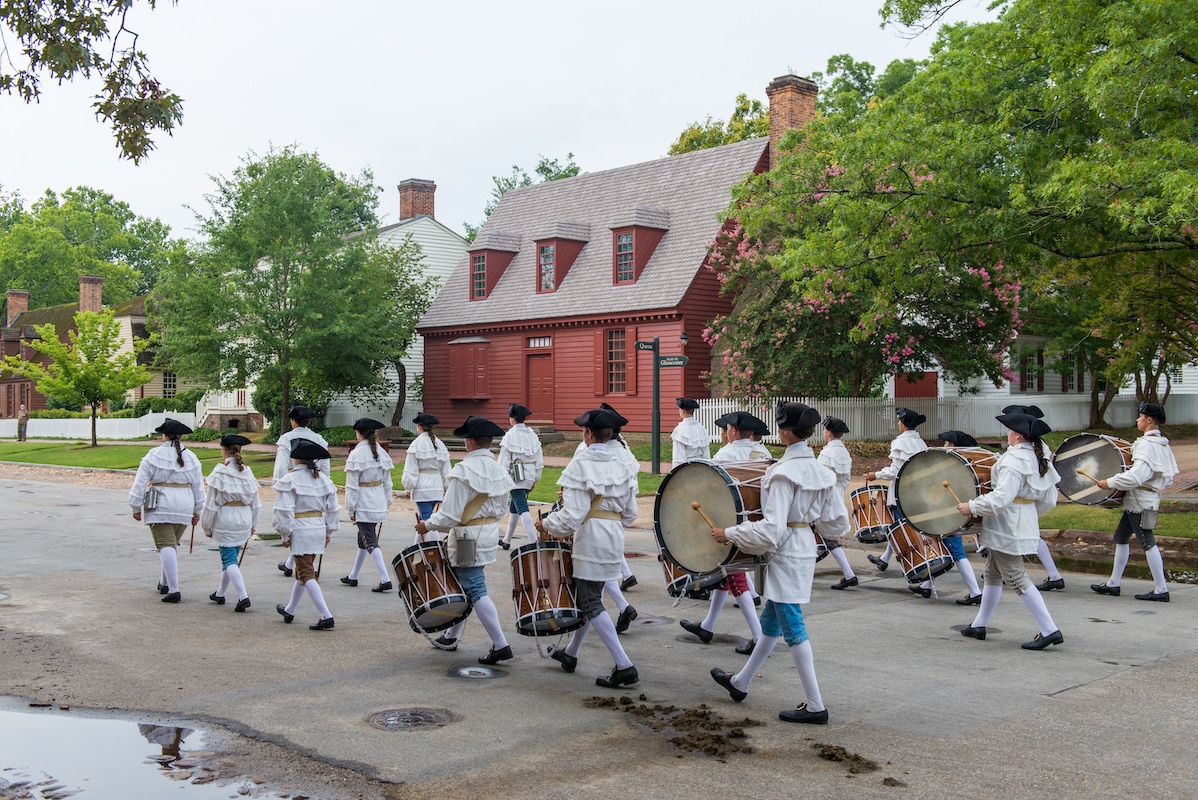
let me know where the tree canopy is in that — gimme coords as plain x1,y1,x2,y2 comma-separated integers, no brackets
463,153,581,240
0,0,182,162
668,94,769,155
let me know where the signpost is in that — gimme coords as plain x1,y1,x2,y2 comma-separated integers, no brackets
634,337,690,474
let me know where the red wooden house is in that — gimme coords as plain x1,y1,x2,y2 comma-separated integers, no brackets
416,76,817,432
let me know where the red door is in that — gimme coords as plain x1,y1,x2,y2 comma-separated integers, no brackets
895,370,939,398
527,353,554,422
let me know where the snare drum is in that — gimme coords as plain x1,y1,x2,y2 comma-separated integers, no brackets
509,541,585,636
850,485,893,543
887,521,954,583
1053,434,1133,507
392,541,472,633
654,460,768,578
895,448,998,537
813,530,829,562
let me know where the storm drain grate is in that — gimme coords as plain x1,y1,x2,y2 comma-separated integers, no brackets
369,708,452,730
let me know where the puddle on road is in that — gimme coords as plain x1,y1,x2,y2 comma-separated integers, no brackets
0,706,288,799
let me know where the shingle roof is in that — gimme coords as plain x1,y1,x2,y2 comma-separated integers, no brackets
1,302,79,340
418,138,767,330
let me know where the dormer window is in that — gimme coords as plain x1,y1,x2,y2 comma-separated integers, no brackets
466,231,520,301
608,207,668,286
538,244,555,291
471,254,487,299
532,224,589,294
615,233,634,283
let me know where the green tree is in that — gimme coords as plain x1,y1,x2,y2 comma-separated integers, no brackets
1,0,182,162
463,153,581,240
1,308,150,446
151,145,435,426
668,94,769,155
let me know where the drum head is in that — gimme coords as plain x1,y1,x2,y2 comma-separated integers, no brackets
654,462,742,574
895,449,980,537
1054,434,1128,505
411,595,472,633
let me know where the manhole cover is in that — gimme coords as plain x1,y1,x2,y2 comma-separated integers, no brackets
447,665,507,679
369,708,452,730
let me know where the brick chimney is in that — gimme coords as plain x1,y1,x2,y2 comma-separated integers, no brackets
398,179,436,220
765,74,819,168
79,275,104,313
6,290,29,327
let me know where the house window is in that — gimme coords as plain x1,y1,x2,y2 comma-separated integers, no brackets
1061,355,1076,393
528,336,552,348
471,254,487,299
538,244,555,291
163,372,177,399
607,329,626,393
1019,349,1044,393
615,233,635,283
448,341,490,399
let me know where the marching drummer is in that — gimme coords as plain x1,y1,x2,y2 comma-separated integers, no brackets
340,418,395,594
709,401,850,724
273,406,330,579
678,410,769,652
957,413,1064,649
910,429,984,605
498,403,544,551
1091,402,1179,602
537,408,641,688
863,407,929,573
415,416,516,664
671,398,710,469
1002,405,1068,593
401,412,451,540
274,439,341,631
816,416,859,590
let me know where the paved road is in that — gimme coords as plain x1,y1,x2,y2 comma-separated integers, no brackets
0,476,1195,799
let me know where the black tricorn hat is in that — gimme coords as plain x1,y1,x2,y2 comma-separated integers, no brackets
823,416,850,435
937,430,978,448
720,410,768,433
713,412,733,430
995,412,1051,440
288,405,318,421
352,417,386,432
155,418,192,436
574,408,623,430
508,403,531,422
220,434,252,448
895,407,927,428
454,416,505,439
1138,402,1166,423
412,412,439,427
1002,404,1044,419
676,397,700,411
776,402,821,432
290,438,330,461
598,402,629,433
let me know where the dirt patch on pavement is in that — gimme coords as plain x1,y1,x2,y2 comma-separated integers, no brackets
585,695,762,757
813,742,878,773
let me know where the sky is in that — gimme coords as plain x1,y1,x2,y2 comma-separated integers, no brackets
2,0,996,242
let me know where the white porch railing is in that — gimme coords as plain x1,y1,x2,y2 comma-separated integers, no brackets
195,389,257,428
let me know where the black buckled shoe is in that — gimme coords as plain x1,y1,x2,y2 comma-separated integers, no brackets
616,605,638,634
595,665,639,688
778,704,828,724
1021,629,1063,650
868,554,888,572
310,617,335,631
961,625,986,640
908,585,932,598
433,634,458,651
710,668,747,702
548,645,577,673
620,575,638,591
276,604,294,624
157,583,169,595
209,592,226,605
1036,577,1065,592
680,619,714,643
479,645,513,665
830,576,858,590
340,576,358,587
161,592,181,603
734,639,756,656
234,598,251,612
498,540,511,551
277,562,293,578
1134,590,1170,602
371,581,393,593
1091,583,1120,597
956,593,982,606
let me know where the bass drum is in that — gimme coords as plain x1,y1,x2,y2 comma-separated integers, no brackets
895,448,997,537
1052,434,1133,507
653,460,768,577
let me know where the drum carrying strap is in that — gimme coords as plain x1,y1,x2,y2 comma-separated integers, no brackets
583,495,622,521
1013,498,1034,505
458,492,495,527
786,521,811,528
359,480,384,487
294,510,323,518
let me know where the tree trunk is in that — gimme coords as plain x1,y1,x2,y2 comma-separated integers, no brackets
391,360,407,427
91,405,98,448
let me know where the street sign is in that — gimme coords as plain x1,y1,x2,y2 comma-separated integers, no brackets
634,341,656,351
657,355,689,367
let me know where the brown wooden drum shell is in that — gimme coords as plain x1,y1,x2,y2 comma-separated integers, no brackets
888,521,955,583
393,542,472,633
509,541,584,636
850,485,892,543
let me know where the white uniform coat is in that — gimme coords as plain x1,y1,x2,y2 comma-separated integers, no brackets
344,440,394,523
671,417,710,469
967,443,1060,556
713,438,764,462
544,443,638,582
724,442,851,604
128,443,205,525
273,428,331,481
875,429,927,506
401,432,451,502
818,438,853,496
498,423,544,490
424,449,513,567
272,469,340,555
1105,430,1179,513
200,459,261,546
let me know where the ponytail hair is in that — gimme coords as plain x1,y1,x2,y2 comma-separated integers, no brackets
306,458,320,478
426,426,438,447
169,435,184,467
366,428,379,461
1032,438,1048,477
230,445,245,472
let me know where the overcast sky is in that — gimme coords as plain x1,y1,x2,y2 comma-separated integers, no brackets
2,0,994,242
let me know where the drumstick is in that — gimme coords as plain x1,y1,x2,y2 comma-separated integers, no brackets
414,513,425,542
189,522,195,554
941,480,964,505
691,501,718,531
1076,468,1100,483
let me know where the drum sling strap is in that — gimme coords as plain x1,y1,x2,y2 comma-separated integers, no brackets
458,492,496,527
583,495,622,522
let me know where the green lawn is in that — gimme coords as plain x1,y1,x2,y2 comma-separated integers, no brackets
1039,502,1197,539
0,442,308,480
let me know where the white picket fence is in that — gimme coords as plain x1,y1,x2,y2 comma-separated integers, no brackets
0,412,197,441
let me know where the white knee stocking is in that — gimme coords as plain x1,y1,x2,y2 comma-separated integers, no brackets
745,573,759,599
503,513,518,545
473,596,509,649
737,596,763,640
603,580,629,612
1144,545,1168,593
446,619,466,640
305,579,332,620
956,558,981,596
1109,543,1130,586
830,547,855,579
732,635,779,693
973,583,1002,627
564,620,590,657
791,640,825,712
284,554,295,569
1019,588,1058,636
590,612,632,669
1036,539,1062,581
348,549,367,581
160,547,179,593
520,512,536,541
881,543,894,563
285,580,305,615
620,555,633,581
226,564,248,600
701,589,729,631
370,548,389,582
217,569,230,597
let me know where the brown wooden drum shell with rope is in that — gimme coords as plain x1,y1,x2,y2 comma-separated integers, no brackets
393,541,473,633
895,448,998,537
